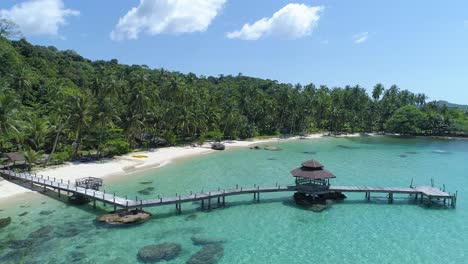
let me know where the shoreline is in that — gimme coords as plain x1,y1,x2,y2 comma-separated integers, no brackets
0,134,329,203
0,132,393,204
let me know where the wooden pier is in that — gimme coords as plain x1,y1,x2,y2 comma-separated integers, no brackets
0,169,457,212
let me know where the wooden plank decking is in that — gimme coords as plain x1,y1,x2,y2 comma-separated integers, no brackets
0,170,457,210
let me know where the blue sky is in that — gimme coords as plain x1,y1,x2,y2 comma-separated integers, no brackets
1,0,467,104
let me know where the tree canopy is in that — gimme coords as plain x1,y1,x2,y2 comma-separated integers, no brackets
0,36,466,165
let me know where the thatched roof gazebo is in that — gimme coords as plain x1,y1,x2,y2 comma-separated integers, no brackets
291,160,336,194
1,152,26,167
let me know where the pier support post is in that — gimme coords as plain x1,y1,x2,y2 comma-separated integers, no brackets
58,189,61,197
222,196,225,207
388,193,393,204
253,192,256,201
201,199,205,210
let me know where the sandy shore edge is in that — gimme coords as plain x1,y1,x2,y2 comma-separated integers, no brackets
0,133,362,202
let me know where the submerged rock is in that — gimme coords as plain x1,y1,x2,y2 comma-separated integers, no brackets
138,187,155,196
28,225,54,240
8,239,34,250
337,145,356,149
303,151,317,155
264,146,281,151
137,243,181,263
70,251,87,262
250,146,261,150
39,210,55,216
308,204,329,213
18,212,28,217
185,214,197,221
405,151,419,154
140,181,153,185
56,227,81,238
96,209,151,225
0,217,11,229
191,236,226,246
399,154,408,158
186,243,224,264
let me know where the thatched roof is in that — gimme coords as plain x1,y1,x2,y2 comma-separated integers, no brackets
291,160,336,180
2,152,26,162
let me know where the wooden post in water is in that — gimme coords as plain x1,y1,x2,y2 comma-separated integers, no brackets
93,192,96,209
113,194,116,211
388,193,393,204
201,199,205,210
208,192,211,210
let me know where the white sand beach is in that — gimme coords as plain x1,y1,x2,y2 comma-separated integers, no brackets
0,133,362,201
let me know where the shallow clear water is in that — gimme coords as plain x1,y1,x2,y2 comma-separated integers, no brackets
1,136,467,264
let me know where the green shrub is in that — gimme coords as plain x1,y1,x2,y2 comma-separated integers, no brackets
51,151,70,165
202,130,224,142
164,131,177,146
103,139,131,156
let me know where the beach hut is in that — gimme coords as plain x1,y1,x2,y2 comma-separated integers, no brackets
1,152,26,167
290,160,336,194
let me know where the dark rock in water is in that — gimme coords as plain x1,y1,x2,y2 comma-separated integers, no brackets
186,243,224,264
39,210,55,215
138,187,155,195
399,154,408,158
28,225,54,239
211,143,225,151
140,181,153,185
303,151,317,155
250,146,261,150
405,151,418,154
185,214,197,221
96,209,152,225
41,202,46,204
337,145,354,149
70,251,87,262
19,205,30,208
191,236,226,246
264,146,281,151
19,212,28,217
56,227,81,238
9,239,34,249
267,158,276,161
0,248,32,263
0,217,11,229
137,243,181,263
318,192,347,201
308,204,329,212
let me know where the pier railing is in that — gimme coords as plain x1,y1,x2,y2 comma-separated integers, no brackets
0,170,457,213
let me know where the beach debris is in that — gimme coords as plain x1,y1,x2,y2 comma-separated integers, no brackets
132,155,148,158
18,212,28,217
185,214,197,221
39,210,55,216
0,217,11,229
137,243,181,263
211,143,225,151
191,236,226,246
264,146,282,151
96,209,151,225
138,187,155,195
140,181,153,185
186,243,224,264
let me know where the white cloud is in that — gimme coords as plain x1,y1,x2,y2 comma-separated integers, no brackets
226,3,323,40
0,0,79,36
352,32,368,44
111,0,226,40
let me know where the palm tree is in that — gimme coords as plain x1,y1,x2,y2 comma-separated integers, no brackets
0,88,20,151
68,94,93,157
22,149,41,171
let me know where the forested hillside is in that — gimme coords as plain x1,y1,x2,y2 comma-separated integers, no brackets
1,37,467,165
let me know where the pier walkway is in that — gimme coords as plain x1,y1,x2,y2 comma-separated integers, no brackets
0,170,457,212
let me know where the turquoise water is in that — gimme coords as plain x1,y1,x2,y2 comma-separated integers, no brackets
1,136,467,263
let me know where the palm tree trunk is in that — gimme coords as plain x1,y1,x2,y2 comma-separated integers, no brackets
44,122,63,167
